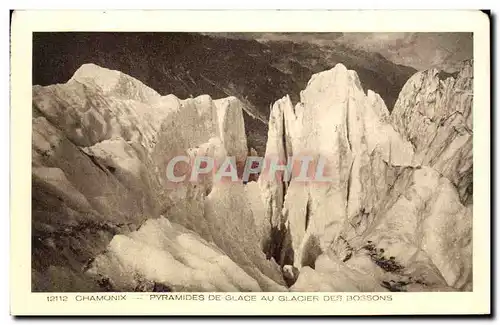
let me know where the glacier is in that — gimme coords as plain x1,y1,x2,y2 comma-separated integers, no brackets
31,61,473,292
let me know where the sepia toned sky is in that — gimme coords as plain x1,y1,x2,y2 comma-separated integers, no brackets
336,32,473,72
206,32,473,72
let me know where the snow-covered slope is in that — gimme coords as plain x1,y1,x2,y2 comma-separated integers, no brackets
87,216,284,291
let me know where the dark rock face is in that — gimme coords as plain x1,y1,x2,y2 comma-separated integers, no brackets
33,32,416,155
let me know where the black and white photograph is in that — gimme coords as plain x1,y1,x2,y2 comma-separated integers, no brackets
8,9,491,316
30,31,474,292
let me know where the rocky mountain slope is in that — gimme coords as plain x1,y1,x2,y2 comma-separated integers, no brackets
32,61,472,292
33,32,416,155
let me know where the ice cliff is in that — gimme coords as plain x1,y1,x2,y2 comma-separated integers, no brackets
32,64,284,291
258,63,472,291
32,62,472,292
391,60,473,205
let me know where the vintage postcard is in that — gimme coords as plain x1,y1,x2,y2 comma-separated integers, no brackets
10,10,490,316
